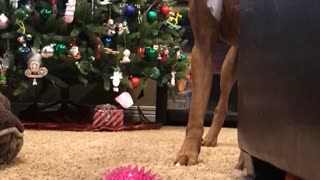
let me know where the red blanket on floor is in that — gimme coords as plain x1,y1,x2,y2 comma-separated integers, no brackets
23,121,162,131
20,105,162,131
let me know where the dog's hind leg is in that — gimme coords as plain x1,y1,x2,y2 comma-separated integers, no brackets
174,0,219,166
202,46,238,147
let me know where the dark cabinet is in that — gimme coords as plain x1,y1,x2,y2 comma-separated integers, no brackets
156,38,238,126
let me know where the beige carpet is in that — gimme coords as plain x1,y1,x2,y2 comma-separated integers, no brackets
0,126,245,180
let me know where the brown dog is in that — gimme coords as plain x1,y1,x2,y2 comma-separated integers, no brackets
174,0,239,166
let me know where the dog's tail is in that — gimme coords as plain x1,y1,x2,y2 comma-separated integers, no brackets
207,0,224,21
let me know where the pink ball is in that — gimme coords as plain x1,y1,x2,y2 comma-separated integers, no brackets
103,165,161,180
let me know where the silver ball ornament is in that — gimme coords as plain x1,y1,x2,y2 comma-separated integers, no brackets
41,44,55,58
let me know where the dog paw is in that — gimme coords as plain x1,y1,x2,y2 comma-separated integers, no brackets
201,134,217,147
235,160,244,170
174,139,201,166
174,154,198,166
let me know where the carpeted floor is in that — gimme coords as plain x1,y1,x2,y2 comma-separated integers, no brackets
0,126,245,180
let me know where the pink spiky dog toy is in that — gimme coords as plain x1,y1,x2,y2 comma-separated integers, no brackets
103,165,161,180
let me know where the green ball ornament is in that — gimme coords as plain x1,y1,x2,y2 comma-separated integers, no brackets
147,11,157,22
54,44,67,54
15,9,28,21
145,48,158,61
40,9,52,19
149,67,160,79
180,54,187,60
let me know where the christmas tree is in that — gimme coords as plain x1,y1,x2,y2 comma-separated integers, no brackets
0,0,190,106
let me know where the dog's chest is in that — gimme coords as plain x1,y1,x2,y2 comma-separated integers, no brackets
207,0,239,45
207,0,224,21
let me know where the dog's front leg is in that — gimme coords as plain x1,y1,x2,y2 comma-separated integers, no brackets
174,45,215,166
202,46,238,147
174,1,219,164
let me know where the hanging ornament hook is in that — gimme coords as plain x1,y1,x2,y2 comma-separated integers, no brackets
17,20,26,34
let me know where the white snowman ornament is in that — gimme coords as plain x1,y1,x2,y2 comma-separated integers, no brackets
0,14,9,29
110,68,123,92
120,49,131,64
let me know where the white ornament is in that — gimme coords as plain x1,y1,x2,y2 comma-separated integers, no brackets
104,19,116,36
24,2,34,13
64,0,77,23
176,50,182,59
120,49,131,64
69,44,81,59
153,44,159,51
110,69,123,92
41,44,55,58
117,21,130,35
0,58,3,70
1,52,11,70
0,14,9,29
170,71,176,86
115,92,134,109
24,50,48,86
163,48,170,55
97,0,112,5
10,0,19,9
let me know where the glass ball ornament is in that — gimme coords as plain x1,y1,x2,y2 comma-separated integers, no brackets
143,66,161,79
137,47,145,58
125,5,136,16
0,14,9,29
101,36,112,47
54,44,67,55
145,48,158,61
160,5,170,16
40,9,52,19
147,11,157,22
41,44,55,58
179,54,187,61
149,67,160,79
130,77,140,88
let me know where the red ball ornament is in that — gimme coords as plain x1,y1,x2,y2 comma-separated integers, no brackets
137,47,145,58
159,54,167,62
186,73,191,79
160,5,170,16
130,77,140,88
